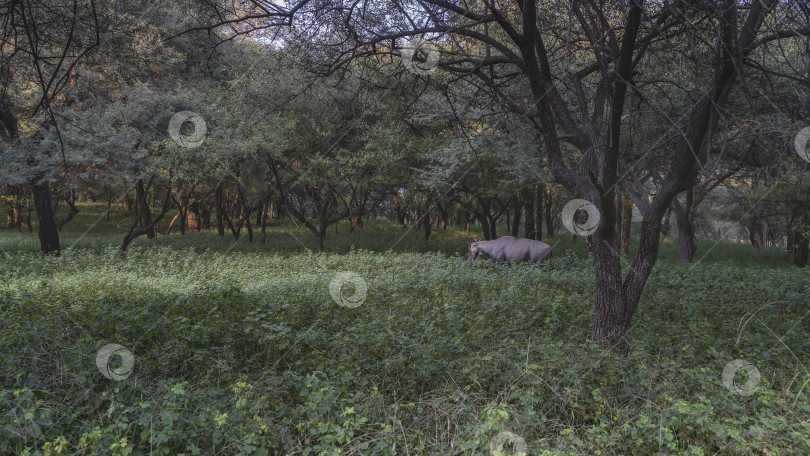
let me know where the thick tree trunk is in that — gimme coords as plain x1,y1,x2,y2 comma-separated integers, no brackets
313,229,325,253
672,193,697,262
676,215,696,261
476,212,491,240
32,182,60,255
135,180,156,239
590,232,628,348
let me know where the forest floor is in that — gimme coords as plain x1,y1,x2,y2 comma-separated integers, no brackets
1,204,808,455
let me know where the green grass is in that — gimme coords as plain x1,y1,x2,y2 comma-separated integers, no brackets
1,204,808,455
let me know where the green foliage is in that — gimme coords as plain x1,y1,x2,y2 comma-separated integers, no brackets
1,206,808,454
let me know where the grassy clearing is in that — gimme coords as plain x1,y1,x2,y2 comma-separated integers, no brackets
1,204,808,455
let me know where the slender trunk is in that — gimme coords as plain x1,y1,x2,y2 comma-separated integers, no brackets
25,200,32,232
523,189,536,240
121,185,173,252
214,182,225,236
615,191,624,240
260,204,268,245
166,208,181,235
661,208,672,236
32,182,60,255
423,193,431,240
393,195,405,226
511,196,521,237
793,231,809,268
544,185,554,236
437,203,448,231
104,197,113,222
13,201,22,231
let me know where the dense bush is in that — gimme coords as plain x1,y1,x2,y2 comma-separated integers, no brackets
1,214,808,455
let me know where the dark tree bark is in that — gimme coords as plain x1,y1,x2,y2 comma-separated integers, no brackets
25,199,32,232
621,197,633,255
523,188,536,240
241,0,783,348
134,179,156,239
422,192,432,240
104,197,113,222
0,98,60,254
269,163,347,253
55,189,79,232
511,196,521,237
214,182,226,236
393,194,406,226
544,186,554,237
259,198,269,244
672,195,697,262
32,182,60,255
121,184,172,252
793,231,809,268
